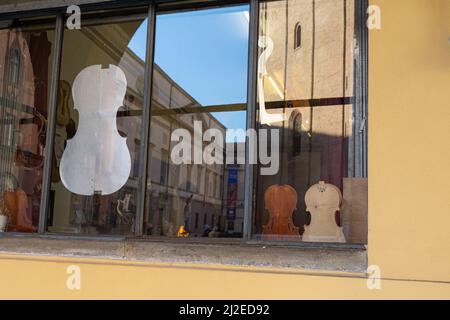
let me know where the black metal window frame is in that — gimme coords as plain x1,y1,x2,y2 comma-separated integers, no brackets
0,0,369,247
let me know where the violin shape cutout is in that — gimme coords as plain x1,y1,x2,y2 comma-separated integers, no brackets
262,184,300,237
303,181,346,243
59,64,131,196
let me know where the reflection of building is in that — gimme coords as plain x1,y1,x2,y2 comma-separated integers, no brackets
49,21,147,234
222,142,246,236
0,28,53,231
48,21,226,236
256,0,366,243
146,65,226,237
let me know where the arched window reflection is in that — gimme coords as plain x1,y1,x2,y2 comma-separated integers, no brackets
293,113,302,155
7,47,21,85
294,22,301,50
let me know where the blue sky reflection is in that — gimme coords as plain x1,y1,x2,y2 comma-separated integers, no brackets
128,5,250,140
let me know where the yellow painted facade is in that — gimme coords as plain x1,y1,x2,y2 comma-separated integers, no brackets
1,0,450,299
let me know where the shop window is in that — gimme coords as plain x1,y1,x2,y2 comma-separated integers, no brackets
160,150,169,186
0,0,367,248
186,165,192,191
46,13,148,235
255,0,367,244
194,212,199,230
0,21,56,233
144,5,249,238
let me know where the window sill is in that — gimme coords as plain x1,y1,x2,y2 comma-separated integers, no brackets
0,233,367,273
0,233,367,274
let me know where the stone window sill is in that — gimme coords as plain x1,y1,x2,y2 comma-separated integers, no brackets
0,234,367,274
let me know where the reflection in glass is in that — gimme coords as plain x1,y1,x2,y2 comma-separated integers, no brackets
255,0,367,244
0,22,55,232
48,16,148,235
144,5,249,238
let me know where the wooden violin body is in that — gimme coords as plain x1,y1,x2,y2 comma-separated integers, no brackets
60,64,131,196
3,189,35,232
262,184,300,237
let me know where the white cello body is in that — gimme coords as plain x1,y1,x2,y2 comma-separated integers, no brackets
60,64,131,196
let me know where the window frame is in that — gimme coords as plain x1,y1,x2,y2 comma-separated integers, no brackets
0,0,369,250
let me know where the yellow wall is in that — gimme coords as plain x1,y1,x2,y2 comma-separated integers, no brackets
1,0,450,299
368,0,450,283
0,255,450,300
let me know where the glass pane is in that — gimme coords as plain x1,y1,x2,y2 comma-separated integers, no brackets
48,15,148,235
0,21,55,233
254,0,367,244
144,5,249,238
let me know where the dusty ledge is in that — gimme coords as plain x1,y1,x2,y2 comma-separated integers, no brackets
0,234,367,273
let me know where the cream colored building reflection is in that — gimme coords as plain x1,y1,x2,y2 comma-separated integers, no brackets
146,66,227,237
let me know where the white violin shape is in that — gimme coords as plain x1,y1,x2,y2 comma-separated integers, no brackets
258,36,286,125
60,64,131,196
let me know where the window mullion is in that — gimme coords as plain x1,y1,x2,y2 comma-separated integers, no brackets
135,3,157,236
243,0,259,240
38,12,64,234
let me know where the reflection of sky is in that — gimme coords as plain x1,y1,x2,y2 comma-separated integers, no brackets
128,5,249,141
